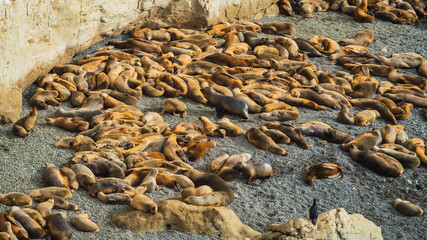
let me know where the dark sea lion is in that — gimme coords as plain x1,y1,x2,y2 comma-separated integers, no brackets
83,160,125,179
303,164,344,185
45,212,72,240
298,122,350,144
202,86,250,119
71,164,96,191
260,126,291,144
350,98,397,124
372,146,420,169
264,122,309,149
9,207,46,239
43,164,70,190
89,178,133,197
294,38,325,57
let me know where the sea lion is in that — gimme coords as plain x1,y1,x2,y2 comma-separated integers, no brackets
0,193,32,207
384,93,427,107
46,117,89,132
140,168,160,193
88,178,133,197
207,154,230,174
245,127,288,156
372,146,420,169
131,187,157,214
405,138,427,166
12,108,37,138
378,52,424,69
264,122,309,149
110,38,162,55
35,198,55,218
52,64,84,75
354,0,375,22
216,153,252,181
202,86,250,119
180,185,213,200
199,116,226,137
338,29,374,47
342,128,382,151
380,124,397,143
350,98,397,124
336,103,355,125
217,117,244,137
298,122,350,143
260,126,291,144
162,133,187,161
177,61,225,75
60,167,79,191
71,164,96,191
97,192,132,204
0,213,29,240
274,37,305,61
232,88,263,113
387,68,427,89
8,207,46,239
70,91,86,107
294,38,325,57
349,145,404,177
183,140,216,161
160,98,187,117
83,159,125,179
303,164,344,185
72,213,99,232
262,102,296,112
268,91,328,111
22,208,45,227
28,187,72,199
255,22,296,37
179,74,208,104
419,58,427,77
45,212,72,240
354,110,380,126
350,81,379,99
394,198,423,216
35,196,79,211
259,110,300,121
43,164,70,190
234,162,273,184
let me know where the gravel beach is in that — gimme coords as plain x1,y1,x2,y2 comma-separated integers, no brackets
0,11,426,240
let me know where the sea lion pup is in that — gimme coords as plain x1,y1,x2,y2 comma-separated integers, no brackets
35,196,78,211
139,168,160,193
198,116,226,138
303,163,344,186
349,145,404,177
97,192,132,204
338,29,374,47
46,117,89,132
336,103,355,125
354,0,375,22
43,164,70,190
234,161,273,184
254,22,296,37
12,107,37,138
35,198,55,218
45,212,72,240
268,91,328,111
259,110,300,121
372,146,420,169
9,207,46,239
207,154,230,174
83,159,125,179
350,80,379,99
341,128,382,151
176,61,225,75
216,153,252,181
179,74,208,104
264,122,309,149
72,213,99,232
28,187,72,199
159,98,187,117
387,68,427,89
384,93,427,107
246,127,288,156
260,126,291,144
309,35,341,55
0,193,32,207
131,187,157,214
217,117,244,137
394,198,423,216
350,98,397,124
405,138,427,166
298,122,350,144
354,110,381,126
378,52,424,69
71,164,96,191
232,88,263,113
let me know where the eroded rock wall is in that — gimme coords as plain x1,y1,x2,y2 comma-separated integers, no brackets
0,0,278,123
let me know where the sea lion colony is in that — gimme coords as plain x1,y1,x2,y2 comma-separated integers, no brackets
2,15,426,239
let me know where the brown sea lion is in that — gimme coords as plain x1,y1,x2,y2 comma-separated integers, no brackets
338,29,374,47
35,198,54,218
419,58,427,77
97,192,132,205
336,103,355,125
60,167,79,191
110,38,162,55
349,145,404,177
342,128,382,151
162,133,187,161
12,108,37,138
387,68,427,89
160,98,187,117
245,127,288,156
199,116,226,138
0,213,29,240
259,110,300,121
262,102,296,113
255,22,296,37
264,122,309,149
268,91,328,111
303,164,344,185
260,126,291,144
298,122,350,143
207,154,230,174
0,193,32,207
45,212,72,240
28,187,72,199
380,124,397,143
72,213,99,232
405,139,427,166
89,178,133,197
202,86,250,119
354,110,380,126
70,91,86,107
46,117,89,132
43,164,70,191
9,207,46,239
216,154,252,181
384,93,427,107
291,88,340,109
179,74,208,104
217,117,244,137
180,185,213,200
378,52,424,69
372,146,420,169
131,187,157,214
234,162,273,184
350,98,397,124
71,164,96,191
35,196,79,211
232,88,263,113
354,0,375,22
22,208,45,227
394,198,423,216
140,168,160,193
83,160,125,179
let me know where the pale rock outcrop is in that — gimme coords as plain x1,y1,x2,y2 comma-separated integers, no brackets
112,199,260,239
0,0,278,122
256,208,383,240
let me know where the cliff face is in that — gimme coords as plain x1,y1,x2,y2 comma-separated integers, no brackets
0,0,278,123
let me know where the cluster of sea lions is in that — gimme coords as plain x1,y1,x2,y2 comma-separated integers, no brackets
5,18,426,238
277,0,426,24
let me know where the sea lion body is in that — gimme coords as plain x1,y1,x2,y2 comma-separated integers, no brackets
303,163,344,185
264,122,309,149
354,110,380,126
46,117,90,132
131,188,158,214
298,121,350,143
0,193,32,207
202,86,250,119
12,108,37,138
245,127,288,156
35,196,79,211
349,146,403,177
342,128,382,151
336,103,355,125
97,192,132,204
394,198,423,216
217,117,244,136
235,162,273,184
350,98,397,124
9,207,46,239
373,146,420,169
72,213,99,232
71,164,96,190
259,110,300,121
45,212,73,240
89,178,133,197
28,187,72,199
160,98,187,117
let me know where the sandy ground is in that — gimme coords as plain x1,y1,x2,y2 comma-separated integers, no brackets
1,11,426,240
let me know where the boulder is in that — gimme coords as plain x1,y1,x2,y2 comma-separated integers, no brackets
113,199,260,239
0,88,22,124
256,208,383,240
